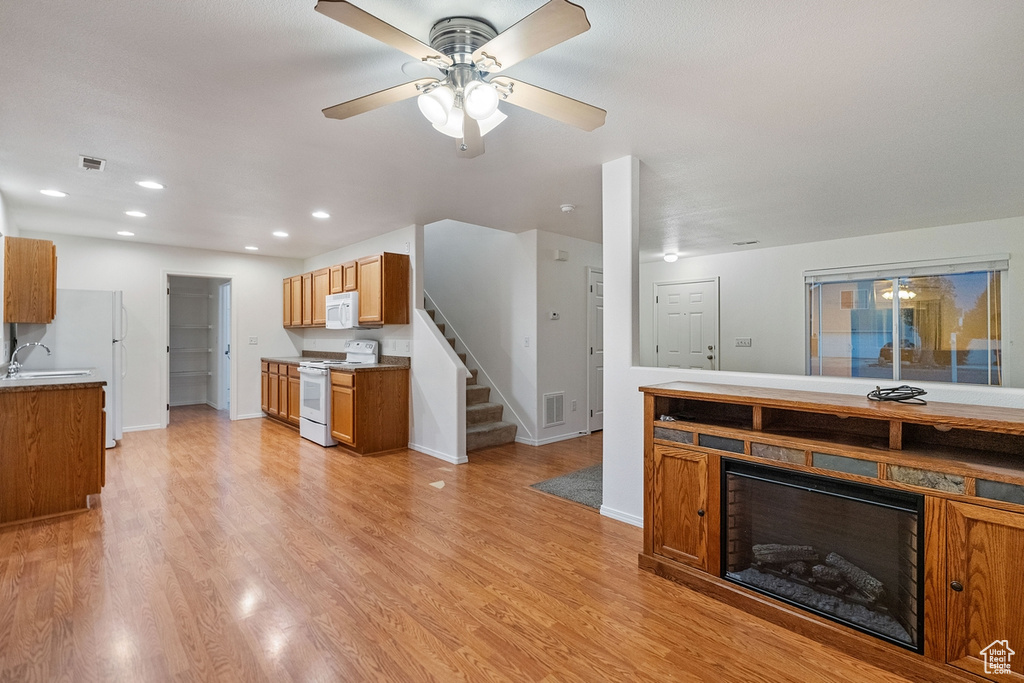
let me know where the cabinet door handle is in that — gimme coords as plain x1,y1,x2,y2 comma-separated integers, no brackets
697,508,705,517
950,581,964,592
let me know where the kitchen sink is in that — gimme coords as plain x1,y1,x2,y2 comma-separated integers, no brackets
3,369,93,380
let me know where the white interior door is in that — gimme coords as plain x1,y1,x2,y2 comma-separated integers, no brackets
587,268,604,432
656,279,719,369
219,281,231,410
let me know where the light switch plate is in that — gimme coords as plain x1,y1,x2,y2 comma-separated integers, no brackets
735,337,752,347
248,336,258,345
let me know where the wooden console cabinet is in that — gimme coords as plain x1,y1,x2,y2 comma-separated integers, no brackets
641,382,1024,682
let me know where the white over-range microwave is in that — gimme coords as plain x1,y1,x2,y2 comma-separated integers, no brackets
325,291,360,329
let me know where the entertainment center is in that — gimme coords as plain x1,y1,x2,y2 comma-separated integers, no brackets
640,382,1024,681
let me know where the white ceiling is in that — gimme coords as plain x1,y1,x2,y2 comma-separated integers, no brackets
2,1,1023,261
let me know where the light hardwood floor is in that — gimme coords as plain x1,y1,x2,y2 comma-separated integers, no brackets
0,406,919,682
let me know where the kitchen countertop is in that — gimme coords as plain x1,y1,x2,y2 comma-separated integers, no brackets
261,356,410,372
0,371,106,392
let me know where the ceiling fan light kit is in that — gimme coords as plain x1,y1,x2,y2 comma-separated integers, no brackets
314,0,606,158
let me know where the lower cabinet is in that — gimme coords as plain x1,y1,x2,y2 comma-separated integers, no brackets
261,361,296,426
945,500,1024,679
330,368,408,455
650,444,715,572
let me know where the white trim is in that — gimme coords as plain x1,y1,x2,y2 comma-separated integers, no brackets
600,505,643,527
235,412,264,420
122,423,162,433
516,431,588,447
409,442,469,464
804,253,1010,283
586,266,603,433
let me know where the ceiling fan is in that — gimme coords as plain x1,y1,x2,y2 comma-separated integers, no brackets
314,0,606,158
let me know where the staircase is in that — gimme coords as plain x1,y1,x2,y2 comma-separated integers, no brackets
426,308,518,452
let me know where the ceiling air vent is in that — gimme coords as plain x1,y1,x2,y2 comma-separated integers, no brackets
79,155,106,171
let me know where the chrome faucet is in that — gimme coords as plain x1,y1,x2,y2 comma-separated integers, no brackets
5,342,51,379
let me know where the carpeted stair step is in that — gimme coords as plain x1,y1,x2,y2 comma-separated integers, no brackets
467,402,503,425
446,336,456,348
426,309,436,320
466,384,490,405
457,352,466,363
467,421,518,452
467,368,478,386
435,322,446,335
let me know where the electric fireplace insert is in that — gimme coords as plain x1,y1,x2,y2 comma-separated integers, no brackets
722,460,925,652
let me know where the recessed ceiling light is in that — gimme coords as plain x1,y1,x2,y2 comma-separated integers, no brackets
560,204,576,213
117,231,135,237
125,210,146,218
136,180,165,190
663,253,679,263
245,246,259,251
273,231,289,238
40,189,67,197
311,211,330,219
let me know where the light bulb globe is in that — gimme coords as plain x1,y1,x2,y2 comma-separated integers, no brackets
433,105,465,138
463,80,499,121
417,86,454,125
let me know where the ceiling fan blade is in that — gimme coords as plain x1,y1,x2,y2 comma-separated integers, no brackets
457,116,484,158
472,0,590,73
492,77,605,131
315,1,452,67
322,78,439,120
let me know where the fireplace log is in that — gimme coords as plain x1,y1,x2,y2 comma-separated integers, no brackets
825,552,885,601
783,561,810,577
810,564,845,588
752,544,819,565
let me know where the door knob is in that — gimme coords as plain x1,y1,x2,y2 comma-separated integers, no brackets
950,581,964,592
707,355,714,361
697,508,705,517
708,345,713,351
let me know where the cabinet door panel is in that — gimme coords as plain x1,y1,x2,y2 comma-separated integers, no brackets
331,384,356,445
301,273,313,326
946,501,1024,679
329,265,343,294
268,371,280,416
277,374,289,418
290,276,303,327
652,445,709,570
261,371,269,412
342,261,358,292
287,377,300,425
283,279,292,327
3,236,56,324
357,255,382,324
312,268,330,326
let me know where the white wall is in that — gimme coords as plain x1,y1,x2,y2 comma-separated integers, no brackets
424,220,538,441
0,190,20,361
640,217,1024,384
602,156,1024,528
536,231,603,443
300,225,415,357
21,231,302,430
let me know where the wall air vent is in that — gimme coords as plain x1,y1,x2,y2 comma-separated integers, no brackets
79,155,106,171
543,392,565,428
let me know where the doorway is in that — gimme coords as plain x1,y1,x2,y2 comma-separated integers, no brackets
166,274,232,425
655,278,719,369
587,267,603,432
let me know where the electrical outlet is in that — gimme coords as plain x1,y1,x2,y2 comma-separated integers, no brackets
403,241,410,254
735,337,752,347
524,336,530,348
398,340,412,354
571,399,577,412
248,336,258,345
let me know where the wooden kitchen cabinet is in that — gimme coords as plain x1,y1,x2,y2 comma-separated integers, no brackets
282,279,292,327
3,236,57,324
342,260,358,292
301,273,313,326
267,363,281,417
287,367,301,426
945,500,1024,679
290,276,303,327
650,444,715,572
261,362,270,411
329,265,343,294
357,252,409,325
311,268,330,326
0,382,105,525
330,367,409,455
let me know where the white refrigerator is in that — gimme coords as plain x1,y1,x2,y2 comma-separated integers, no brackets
34,289,125,448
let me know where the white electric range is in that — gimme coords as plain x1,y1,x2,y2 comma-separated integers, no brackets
297,340,379,446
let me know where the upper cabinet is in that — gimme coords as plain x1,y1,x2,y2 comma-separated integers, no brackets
358,253,409,325
283,252,408,329
3,236,57,324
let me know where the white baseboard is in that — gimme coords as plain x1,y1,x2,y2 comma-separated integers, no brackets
409,442,468,465
518,431,590,447
123,423,162,433
236,412,265,420
600,505,643,528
